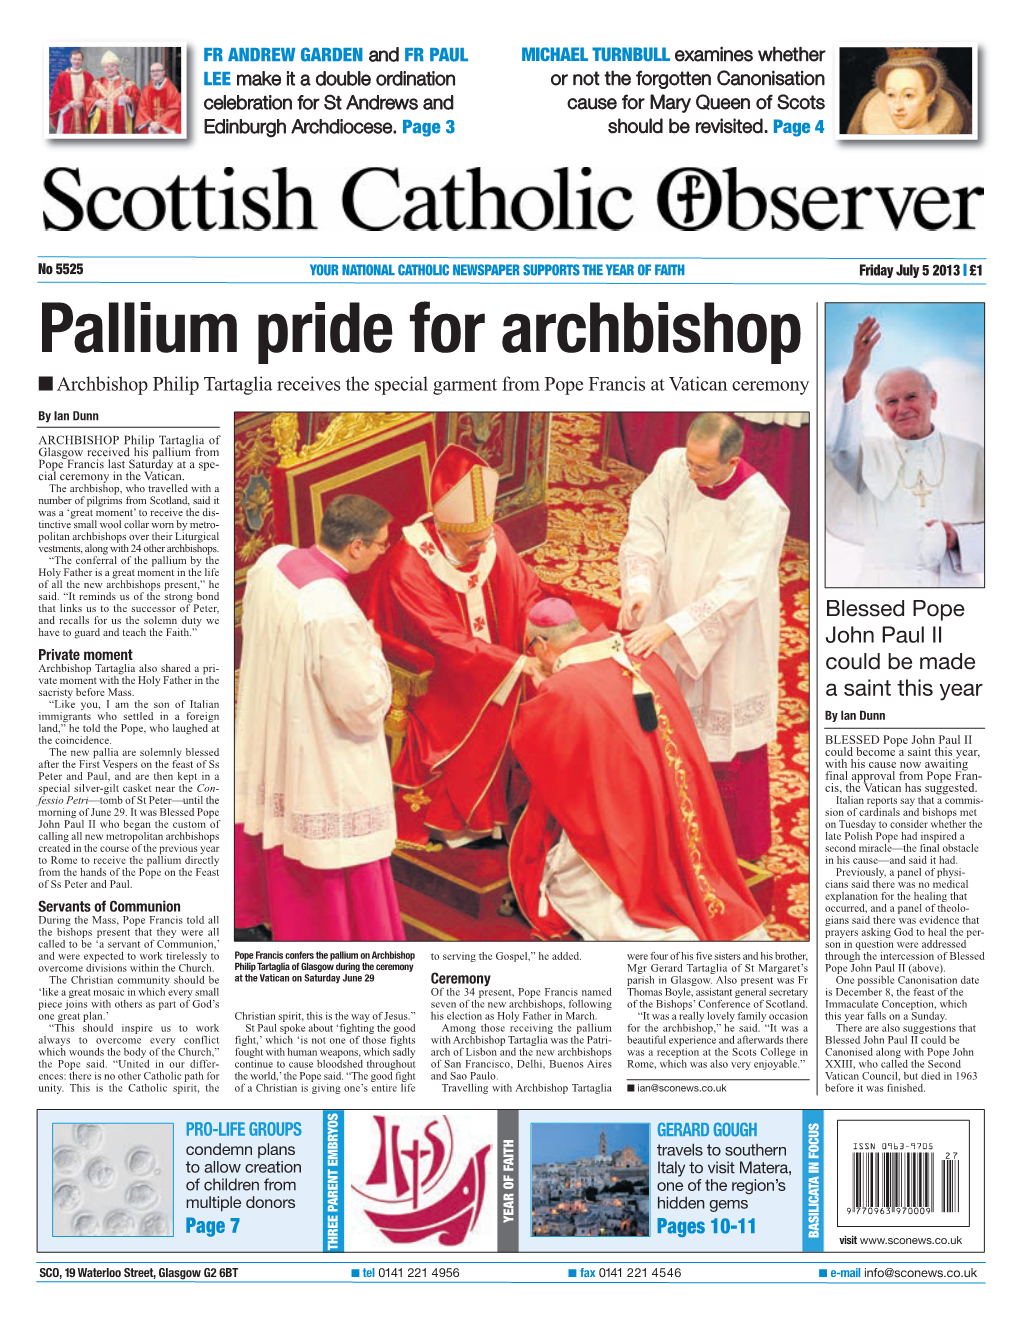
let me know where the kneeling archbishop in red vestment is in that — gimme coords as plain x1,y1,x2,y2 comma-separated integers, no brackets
509,601,768,942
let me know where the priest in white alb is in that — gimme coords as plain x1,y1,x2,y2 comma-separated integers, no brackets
620,413,789,862
234,494,403,941
826,315,984,587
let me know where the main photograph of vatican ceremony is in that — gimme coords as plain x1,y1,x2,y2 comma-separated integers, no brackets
233,410,809,944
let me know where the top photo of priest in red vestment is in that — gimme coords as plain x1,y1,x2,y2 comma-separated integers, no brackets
84,52,140,134
48,50,93,135
136,60,182,134
46,46,185,138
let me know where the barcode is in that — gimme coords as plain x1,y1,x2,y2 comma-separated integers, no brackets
838,1119,971,1228
853,1152,935,1207
852,1153,961,1210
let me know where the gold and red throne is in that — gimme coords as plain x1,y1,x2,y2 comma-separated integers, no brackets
235,409,560,940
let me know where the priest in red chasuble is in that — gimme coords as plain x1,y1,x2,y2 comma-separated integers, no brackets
85,52,140,135
49,50,94,135
365,445,548,847
136,61,182,134
509,601,768,942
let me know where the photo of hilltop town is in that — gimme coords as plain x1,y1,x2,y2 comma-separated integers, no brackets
531,1124,650,1237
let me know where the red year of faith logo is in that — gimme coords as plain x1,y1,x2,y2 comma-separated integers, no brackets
352,1115,490,1246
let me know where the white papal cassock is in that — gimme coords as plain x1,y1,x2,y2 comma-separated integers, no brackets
826,395,984,587
619,452,789,764
235,544,396,869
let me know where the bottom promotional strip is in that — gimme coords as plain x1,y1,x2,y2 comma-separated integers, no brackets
37,1107,984,1254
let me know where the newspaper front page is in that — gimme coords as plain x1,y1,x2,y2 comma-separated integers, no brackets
16,1,1007,1309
